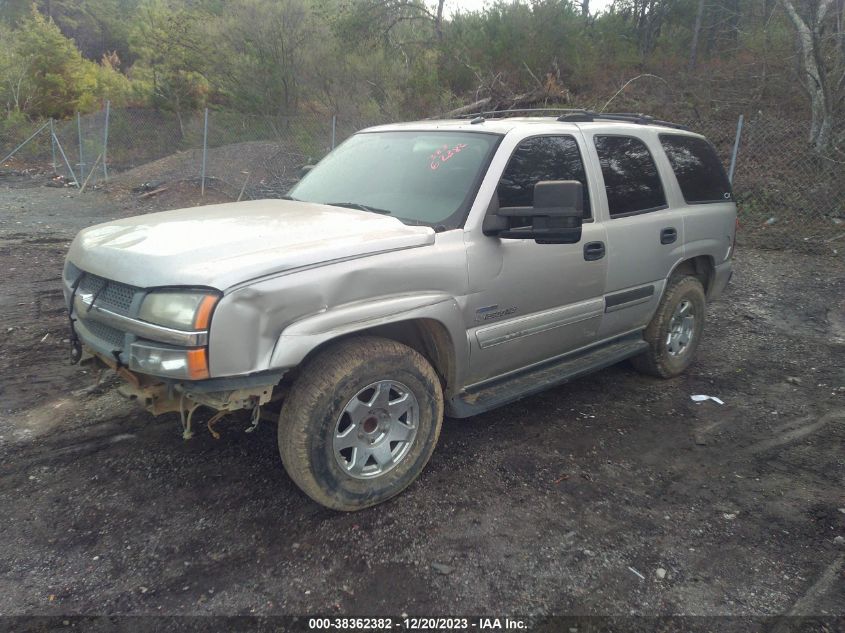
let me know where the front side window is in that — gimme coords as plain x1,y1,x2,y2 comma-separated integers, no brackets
497,135,591,219
660,134,732,204
288,131,500,229
594,135,667,217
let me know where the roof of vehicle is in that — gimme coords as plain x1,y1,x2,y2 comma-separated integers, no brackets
363,110,705,138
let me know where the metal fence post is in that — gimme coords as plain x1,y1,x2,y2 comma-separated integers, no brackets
728,114,744,184
77,111,85,184
103,100,111,181
331,114,337,150
53,130,80,188
50,118,56,173
201,108,209,197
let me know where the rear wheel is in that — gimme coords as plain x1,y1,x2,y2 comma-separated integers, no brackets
278,336,444,511
631,276,706,378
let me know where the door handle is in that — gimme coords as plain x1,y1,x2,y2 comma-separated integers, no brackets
583,241,605,261
660,227,678,245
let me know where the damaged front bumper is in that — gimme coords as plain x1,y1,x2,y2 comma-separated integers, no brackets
64,263,284,420
78,345,283,417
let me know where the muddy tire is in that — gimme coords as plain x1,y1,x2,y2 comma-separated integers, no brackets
278,336,444,511
631,276,706,378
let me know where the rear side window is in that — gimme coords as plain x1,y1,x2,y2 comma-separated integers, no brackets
660,134,732,204
594,135,667,217
498,135,591,219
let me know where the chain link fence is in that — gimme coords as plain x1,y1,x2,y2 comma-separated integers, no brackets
0,105,373,199
0,117,56,176
2,106,843,254
683,114,844,254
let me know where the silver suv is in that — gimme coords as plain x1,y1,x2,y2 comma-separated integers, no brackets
64,111,737,510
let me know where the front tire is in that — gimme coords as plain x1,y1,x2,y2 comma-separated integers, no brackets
631,276,706,378
278,336,444,511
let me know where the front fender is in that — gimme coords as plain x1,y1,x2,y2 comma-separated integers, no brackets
268,294,469,386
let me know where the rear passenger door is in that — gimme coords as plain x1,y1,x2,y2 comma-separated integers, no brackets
658,133,736,266
584,133,684,339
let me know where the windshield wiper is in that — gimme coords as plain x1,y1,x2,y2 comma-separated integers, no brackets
325,201,392,215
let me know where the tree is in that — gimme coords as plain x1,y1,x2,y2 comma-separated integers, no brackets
211,0,313,115
331,0,444,55
12,8,93,118
687,0,705,69
0,24,33,114
780,0,844,150
0,6,135,118
130,0,210,131
612,0,673,57
326,0,450,114
0,0,32,24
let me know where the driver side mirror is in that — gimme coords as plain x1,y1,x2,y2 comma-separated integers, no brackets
483,180,583,244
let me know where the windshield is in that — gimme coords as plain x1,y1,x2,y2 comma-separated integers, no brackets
288,130,501,228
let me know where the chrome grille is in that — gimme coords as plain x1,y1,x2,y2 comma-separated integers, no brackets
75,272,143,352
78,273,138,313
101,282,135,312
78,274,106,294
80,318,125,350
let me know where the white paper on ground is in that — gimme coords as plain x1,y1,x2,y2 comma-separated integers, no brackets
691,394,725,405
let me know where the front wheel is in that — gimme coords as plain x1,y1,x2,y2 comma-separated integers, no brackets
278,336,444,511
631,276,706,378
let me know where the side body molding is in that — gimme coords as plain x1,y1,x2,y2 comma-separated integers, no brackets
269,294,469,391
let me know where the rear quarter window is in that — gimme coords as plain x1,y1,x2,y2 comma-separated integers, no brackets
659,134,732,204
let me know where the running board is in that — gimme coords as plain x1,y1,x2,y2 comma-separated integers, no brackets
447,334,648,418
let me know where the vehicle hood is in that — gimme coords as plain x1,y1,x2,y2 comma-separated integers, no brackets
67,199,435,290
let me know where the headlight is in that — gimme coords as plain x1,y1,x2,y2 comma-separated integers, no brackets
138,291,219,331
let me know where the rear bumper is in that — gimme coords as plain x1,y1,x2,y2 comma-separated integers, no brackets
708,260,733,301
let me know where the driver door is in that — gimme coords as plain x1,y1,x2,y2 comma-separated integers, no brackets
463,134,608,386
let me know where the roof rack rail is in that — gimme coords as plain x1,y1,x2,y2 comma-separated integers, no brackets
559,111,688,130
452,107,688,130
453,108,592,119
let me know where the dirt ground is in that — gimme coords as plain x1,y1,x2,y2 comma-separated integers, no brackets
1,171,844,623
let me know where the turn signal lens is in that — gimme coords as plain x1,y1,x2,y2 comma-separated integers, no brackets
186,348,210,380
193,295,219,330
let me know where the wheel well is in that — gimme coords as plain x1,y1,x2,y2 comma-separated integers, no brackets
670,256,715,295
293,319,457,393
355,319,456,391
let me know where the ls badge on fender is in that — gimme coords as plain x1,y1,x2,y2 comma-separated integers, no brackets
475,304,518,323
